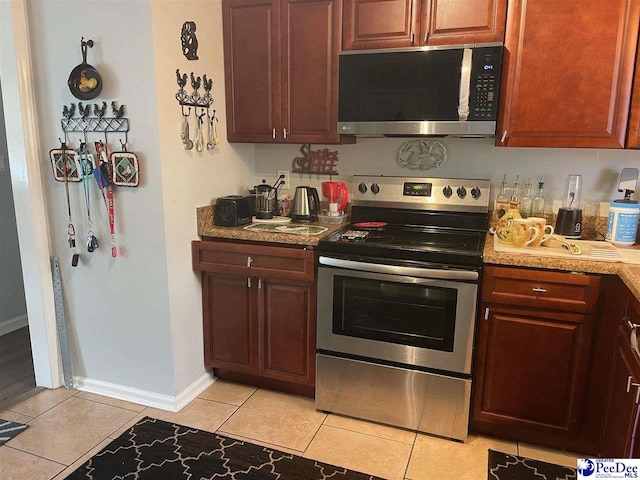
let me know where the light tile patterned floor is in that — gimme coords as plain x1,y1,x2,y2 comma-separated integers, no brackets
0,381,582,480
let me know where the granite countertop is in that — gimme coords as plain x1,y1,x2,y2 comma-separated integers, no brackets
196,205,347,246
483,233,640,301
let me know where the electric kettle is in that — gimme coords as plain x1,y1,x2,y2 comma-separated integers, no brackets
291,186,320,222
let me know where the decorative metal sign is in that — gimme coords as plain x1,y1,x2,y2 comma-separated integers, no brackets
396,139,447,170
292,144,339,176
181,21,199,60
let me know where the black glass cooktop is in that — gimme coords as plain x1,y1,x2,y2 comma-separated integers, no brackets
319,225,486,267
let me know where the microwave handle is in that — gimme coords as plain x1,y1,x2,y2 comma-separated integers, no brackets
319,256,478,281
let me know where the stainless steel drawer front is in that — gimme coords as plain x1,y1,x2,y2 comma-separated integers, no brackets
316,354,471,441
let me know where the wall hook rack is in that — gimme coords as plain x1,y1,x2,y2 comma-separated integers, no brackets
61,101,130,135
175,68,213,115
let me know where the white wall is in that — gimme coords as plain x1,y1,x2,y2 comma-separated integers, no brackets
28,0,175,395
0,79,28,332
255,137,640,211
151,0,255,394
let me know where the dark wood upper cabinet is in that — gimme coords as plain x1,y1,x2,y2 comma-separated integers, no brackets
342,0,419,50
282,0,343,143
342,0,505,50
222,0,352,144
421,0,506,46
496,0,640,148
222,0,281,143
627,44,640,148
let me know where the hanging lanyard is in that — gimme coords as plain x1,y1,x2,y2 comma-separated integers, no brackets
94,141,117,258
61,143,79,267
79,144,98,253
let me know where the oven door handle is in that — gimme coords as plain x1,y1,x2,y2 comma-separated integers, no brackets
319,257,478,281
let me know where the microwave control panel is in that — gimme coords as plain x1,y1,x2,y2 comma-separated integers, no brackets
469,47,503,121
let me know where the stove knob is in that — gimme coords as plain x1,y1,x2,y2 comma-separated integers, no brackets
471,187,482,200
371,183,380,195
443,186,453,198
358,182,367,194
457,186,467,199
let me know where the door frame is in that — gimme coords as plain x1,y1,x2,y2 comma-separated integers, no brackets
0,0,61,388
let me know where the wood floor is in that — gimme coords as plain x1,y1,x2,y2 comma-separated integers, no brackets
0,327,36,410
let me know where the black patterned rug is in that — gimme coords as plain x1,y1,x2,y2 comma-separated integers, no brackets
67,416,383,479
0,419,29,446
488,449,577,480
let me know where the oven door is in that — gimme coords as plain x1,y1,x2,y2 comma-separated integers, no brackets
317,257,478,375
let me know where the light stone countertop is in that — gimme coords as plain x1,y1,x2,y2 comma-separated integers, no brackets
483,233,640,302
196,205,347,246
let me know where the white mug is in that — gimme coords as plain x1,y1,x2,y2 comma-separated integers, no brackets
528,217,554,247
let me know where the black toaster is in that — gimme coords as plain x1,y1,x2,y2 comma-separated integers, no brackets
214,195,253,227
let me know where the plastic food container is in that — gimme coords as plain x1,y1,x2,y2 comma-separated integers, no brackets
317,212,349,224
606,200,639,246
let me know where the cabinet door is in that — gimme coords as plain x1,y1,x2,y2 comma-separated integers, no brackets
421,0,506,46
472,304,594,436
601,329,640,458
627,45,640,148
203,273,259,374
222,0,281,142
258,278,316,386
342,0,420,50
281,0,343,144
496,0,640,148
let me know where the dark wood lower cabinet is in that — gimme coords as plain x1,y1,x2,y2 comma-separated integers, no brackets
203,273,258,375
195,240,317,396
601,329,640,458
258,278,316,386
472,304,594,438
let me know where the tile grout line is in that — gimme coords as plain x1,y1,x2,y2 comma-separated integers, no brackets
217,431,305,456
4,444,69,467
301,415,328,457
73,394,145,413
214,388,261,432
9,389,76,420
319,423,416,446
197,396,252,409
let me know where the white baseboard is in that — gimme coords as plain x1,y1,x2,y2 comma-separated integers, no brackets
0,314,28,336
73,371,216,413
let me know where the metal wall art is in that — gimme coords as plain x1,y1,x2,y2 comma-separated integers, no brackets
68,38,103,100
181,21,199,60
175,69,219,151
396,139,448,170
292,144,340,177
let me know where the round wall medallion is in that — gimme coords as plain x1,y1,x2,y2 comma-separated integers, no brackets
396,140,448,170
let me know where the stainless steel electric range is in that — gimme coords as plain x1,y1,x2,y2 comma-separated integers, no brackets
316,175,491,441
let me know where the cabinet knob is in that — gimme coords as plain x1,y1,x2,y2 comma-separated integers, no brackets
532,287,547,293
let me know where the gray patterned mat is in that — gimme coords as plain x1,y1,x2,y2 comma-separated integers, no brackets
0,419,29,446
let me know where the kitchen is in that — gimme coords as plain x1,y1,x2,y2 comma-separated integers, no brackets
1,0,640,479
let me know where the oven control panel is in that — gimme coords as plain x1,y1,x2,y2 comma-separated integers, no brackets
353,176,491,213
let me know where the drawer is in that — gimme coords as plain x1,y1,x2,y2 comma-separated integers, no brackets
192,240,315,283
482,266,600,313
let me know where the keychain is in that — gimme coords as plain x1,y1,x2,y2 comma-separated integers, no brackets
60,141,80,267
78,143,99,253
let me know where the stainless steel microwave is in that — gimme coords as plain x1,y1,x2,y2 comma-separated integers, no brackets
337,44,503,137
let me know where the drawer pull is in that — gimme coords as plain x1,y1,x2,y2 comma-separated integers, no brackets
258,278,262,289
632,382,640,404
247,256,253,267
247,277,251,288
628,320,640,330
628,376,634,393
532,287,547,293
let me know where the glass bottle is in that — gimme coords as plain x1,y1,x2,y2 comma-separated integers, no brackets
532,177,545,217
494,174,510,225
496,200,522,245
520,178,533,218
510,175,520,203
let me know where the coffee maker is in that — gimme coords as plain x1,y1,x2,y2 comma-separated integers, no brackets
555,174,582,238
321,181,348,217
